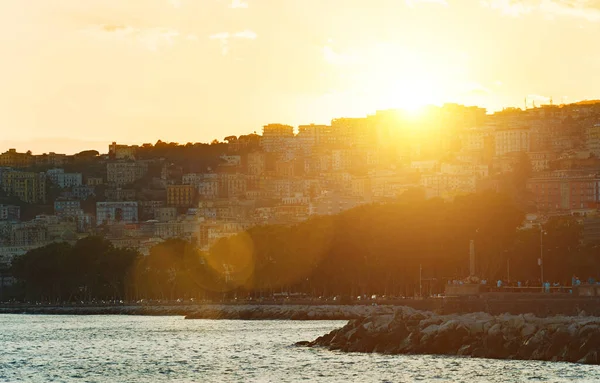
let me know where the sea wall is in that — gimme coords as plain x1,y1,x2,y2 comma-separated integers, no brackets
299,307,600,364
0,304,393,319
1,296,599,318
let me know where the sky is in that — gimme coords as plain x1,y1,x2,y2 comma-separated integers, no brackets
1,0,600,154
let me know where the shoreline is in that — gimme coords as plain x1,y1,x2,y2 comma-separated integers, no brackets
2,295,600,319
0,304,397,320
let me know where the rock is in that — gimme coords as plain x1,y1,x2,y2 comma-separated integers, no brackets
457,344,474,356
488,323,502,337
521,323,537,338
419,317,443,330
421,324,440,336
465,320,486,335
578,324,599,338
304,307,600,365
578,351,598,365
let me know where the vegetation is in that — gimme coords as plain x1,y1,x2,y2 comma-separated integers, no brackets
8,191,600,302
136,140,229,173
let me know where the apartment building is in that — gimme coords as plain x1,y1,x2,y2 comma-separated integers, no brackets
261,124,294,152
167,185,196,208
0,149,34,168
96,201,139,225
54,200,82,217
0,205,20,221
46,169,83,188
107,161,148,186
1,171,46,203
494,127,530,156
247,152,266,176
526,174,600,211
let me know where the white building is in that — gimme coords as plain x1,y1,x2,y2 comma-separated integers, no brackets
54,200,82,217
96,201,138,225
46,169,83,188
495,127,530,156
261,124,294,152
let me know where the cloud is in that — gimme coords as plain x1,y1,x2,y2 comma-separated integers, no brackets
209,30,257,55
82,24,184,51
229,0,249,9
481,0,600,21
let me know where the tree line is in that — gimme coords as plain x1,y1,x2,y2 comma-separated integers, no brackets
7,191,600,302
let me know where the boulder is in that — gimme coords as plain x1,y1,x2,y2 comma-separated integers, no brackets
301,307,600,365
521,323,537,338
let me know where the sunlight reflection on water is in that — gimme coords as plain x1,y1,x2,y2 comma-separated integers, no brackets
0,315,597,382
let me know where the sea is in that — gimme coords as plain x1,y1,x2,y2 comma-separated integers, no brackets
0,315,598,382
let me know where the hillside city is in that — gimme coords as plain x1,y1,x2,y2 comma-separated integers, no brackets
1,101,600,273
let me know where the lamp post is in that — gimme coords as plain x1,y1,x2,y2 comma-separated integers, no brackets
539,227,544,292
526,214,547,293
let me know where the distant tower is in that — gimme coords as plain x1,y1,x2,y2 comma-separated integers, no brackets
524,97,527,110
550,96,553,106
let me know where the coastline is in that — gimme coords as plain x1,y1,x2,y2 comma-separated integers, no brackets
2,294,600,319
0,303,396,320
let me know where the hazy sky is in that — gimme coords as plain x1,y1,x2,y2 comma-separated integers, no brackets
1,0,600,154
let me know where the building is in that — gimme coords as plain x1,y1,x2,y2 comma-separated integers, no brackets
297,124,332,152
167,185,196,208
34,152,69,167
109,142,138,160
106,161,148,186
138,200,165,220
585,124,600,157
261,124,294,152
309,191,363,216
86,177,103,186
494,127,530,156
1,171,46,203
71,185,96,200
528,151,556,173
526,174,600,212
247,152,266,176
219,155,241,167
582,216,600,245
198,180,219,200
0,205,20,221
155,207,177,222
105,188,136,201
54,200,82,217
182,173,205,187
96,201,139,225
421,173,478,199
8,222,47,247
46,169,83,188
0,149,33,168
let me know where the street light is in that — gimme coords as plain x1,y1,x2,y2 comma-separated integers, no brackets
539,227,547,293
526,214,547,293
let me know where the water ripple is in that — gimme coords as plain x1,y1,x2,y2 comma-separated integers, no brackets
0,315,598,382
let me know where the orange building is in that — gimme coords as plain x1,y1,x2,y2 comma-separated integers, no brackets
167,185,196,208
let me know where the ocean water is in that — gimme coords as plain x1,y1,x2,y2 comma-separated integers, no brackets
0,315,598,382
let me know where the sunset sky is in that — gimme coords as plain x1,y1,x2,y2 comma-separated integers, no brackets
1,0,600,154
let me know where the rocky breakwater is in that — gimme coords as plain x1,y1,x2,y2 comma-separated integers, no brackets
298,307,600,364
184,305,394,320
